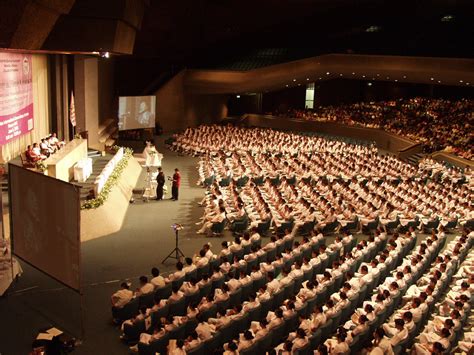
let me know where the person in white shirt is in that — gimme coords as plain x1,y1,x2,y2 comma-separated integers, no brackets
169,285,185,302
167,261,185,282
180,278,199,296
384,318,408,347
184,257,198,274
111,282,133,309
150,267,165,288
135,276,154,297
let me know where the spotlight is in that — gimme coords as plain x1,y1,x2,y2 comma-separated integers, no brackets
99,51,110,58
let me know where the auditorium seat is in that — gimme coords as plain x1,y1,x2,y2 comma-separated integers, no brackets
138,334,169,355
112,297,139,324
123,319,146,342
168,298,186,316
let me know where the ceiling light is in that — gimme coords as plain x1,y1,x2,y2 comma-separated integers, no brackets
430,78,434,81
366,25,381,33
286,84,289,87
376,74,380,77
441,15,454,22
466,83,470,85
339,74,343,76
352,72,355,75
403,76,407,79
438,80,441,83
459,80,463,83
293,79,296,82
236,95,240,98
319,77,322,80
394,79,398,82
386,76,390,79
367,82,373,86
99,51,110,58
306,78,309,81
362,75,366,78
326,72,330,75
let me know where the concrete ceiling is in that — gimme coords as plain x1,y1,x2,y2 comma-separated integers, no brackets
184,54,474,94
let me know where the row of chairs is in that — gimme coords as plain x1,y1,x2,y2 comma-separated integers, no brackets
136,239,346,354
280,234,417,355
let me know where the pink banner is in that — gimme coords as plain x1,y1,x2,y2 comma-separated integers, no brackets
0,52,34,145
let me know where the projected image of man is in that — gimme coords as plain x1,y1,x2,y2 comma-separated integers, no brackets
137,101,152,127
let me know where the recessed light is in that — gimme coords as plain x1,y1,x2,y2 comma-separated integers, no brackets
459,80,463,83
293,79,296,82
326,72,330,75
236,95,240,98
438,80,441,83
430,78,434,81
366,26,381,33
362,75,366,78
467,83,470,85
403,76,407,79
306,78,309,81
286,84,289,87
441,15,454,22
352,72,355,75
376,74,380,77
339,74,343,76
318,77,322,80
367,82,373,86
386,77,390,79
394,79,398,82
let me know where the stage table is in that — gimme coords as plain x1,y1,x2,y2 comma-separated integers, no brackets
44,139,88,182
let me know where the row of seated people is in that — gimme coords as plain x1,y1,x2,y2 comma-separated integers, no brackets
185,228,406,354
113,227,414,354
317,227,452,354
271,97,473,160
173,125,472,236
270,226,472,354
352,229,472,355
111,229,348,352
268,226,429,354
411,244,474,354
197,170,470,238
23,132,65,164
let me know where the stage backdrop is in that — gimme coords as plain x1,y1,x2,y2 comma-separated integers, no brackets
0,54,50,163
9,164,81,291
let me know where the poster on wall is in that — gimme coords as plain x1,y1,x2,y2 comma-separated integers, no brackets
0,52,34,146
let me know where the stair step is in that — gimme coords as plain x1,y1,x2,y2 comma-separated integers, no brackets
97,118,115,137
105,137,116,147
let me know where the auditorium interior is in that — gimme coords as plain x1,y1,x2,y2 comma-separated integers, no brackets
0,1,473,354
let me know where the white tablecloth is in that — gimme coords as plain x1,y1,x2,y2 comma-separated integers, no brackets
94,148,124,196
74,158,93,182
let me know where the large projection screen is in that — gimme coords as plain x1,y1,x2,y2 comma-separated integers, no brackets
9,164,81,291
118,96,156,131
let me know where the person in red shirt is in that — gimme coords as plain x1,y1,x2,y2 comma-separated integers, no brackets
172,168,181,200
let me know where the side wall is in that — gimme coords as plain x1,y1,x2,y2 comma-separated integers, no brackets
154,70,228,133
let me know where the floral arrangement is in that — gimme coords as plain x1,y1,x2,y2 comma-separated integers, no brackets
36,160,48,172
81,147,134,210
